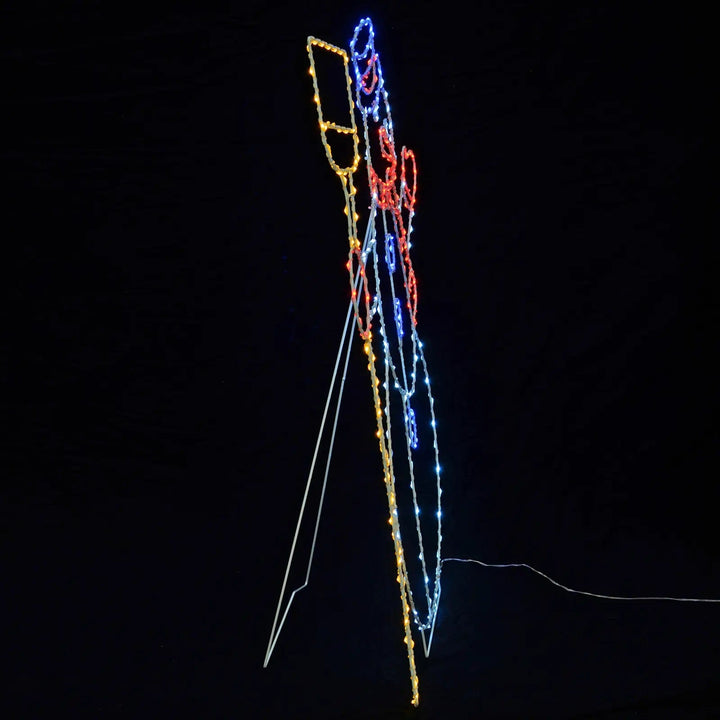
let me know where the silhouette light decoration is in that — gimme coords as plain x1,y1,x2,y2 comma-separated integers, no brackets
265,18,444,708
265,17,720,712
307,18,444,706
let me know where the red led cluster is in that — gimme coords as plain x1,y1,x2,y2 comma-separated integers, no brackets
360,53,379,97
368,127,420,326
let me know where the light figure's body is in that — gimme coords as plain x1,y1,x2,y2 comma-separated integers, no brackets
306,18,444,707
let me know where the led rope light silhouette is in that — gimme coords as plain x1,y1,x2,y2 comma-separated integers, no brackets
307,31,421,705
264,20,443,709
309,19,443,707
264,18,720,713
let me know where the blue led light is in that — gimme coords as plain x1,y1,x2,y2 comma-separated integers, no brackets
406,406,418,449
394,297,404,338
350,17,374,59
385,232,396,271
350,18,381,119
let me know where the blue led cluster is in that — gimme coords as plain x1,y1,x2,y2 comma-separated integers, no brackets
406,406,418,450
384,232,396,272
350,18,392,128
394,297,404,338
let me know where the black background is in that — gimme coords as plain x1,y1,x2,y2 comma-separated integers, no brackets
4,3,719,718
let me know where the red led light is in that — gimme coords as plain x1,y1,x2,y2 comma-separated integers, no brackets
400,147,417,212
360,53,379,96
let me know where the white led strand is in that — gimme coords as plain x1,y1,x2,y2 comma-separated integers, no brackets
377,207,436,628
369,217,436,631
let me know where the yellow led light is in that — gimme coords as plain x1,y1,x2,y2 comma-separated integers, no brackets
306,36,360,179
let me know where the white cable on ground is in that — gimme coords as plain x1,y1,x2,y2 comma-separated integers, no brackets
442,557,720,602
